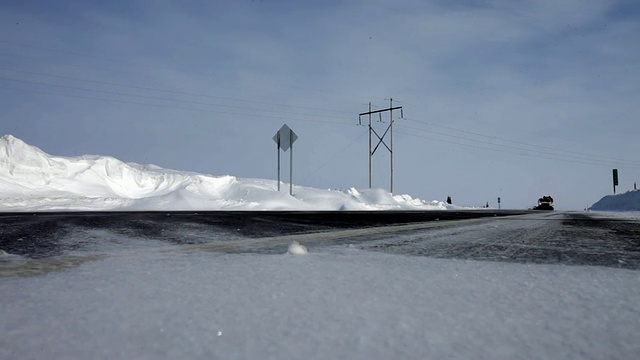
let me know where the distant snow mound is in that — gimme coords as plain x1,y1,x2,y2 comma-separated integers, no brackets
0,134,464,212
589,190,640,211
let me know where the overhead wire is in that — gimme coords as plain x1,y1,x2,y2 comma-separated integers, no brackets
0,85,353,126
4,70,635,169
396,123,640,167
0,51,180,85
1,39,357,106
0,39,222,79
0,76,354,121
404,117,638,165
394,129,640,168
0,66,355,116
300,129,368,183
3,38,636,171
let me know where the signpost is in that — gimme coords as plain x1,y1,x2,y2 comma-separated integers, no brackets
613,169,619,194
273,124,298,195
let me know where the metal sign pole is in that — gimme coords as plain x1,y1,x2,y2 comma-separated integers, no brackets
277,135,281,192
273,124,298,195
289,129,293,196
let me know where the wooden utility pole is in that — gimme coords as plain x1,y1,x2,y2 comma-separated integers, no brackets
359,100,403,194
368,102,372,189
390,98,394,193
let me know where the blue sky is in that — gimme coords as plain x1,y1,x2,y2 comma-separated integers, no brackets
1,0,639,210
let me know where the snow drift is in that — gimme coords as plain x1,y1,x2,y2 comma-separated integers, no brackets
0,135,455,212
589,189,640,211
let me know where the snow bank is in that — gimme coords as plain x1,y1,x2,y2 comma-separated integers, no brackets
589,190,640,211
0,135,455,212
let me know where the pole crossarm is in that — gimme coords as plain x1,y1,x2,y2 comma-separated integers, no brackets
359,106,403,117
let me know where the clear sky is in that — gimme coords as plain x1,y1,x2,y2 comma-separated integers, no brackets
1,0,639,210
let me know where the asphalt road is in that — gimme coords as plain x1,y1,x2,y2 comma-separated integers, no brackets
0,210,528,258
1,210,639,274
360,211,640,270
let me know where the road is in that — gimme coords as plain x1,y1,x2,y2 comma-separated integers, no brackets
1,211,639,277
359,211,640,270
0,209,529,258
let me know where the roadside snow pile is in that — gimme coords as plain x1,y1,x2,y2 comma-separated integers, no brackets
589,190,640,211
0,135,457,212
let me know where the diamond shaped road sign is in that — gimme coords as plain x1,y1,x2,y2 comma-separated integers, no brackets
272,124,298,152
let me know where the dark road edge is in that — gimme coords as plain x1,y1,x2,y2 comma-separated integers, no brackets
0,209,535,227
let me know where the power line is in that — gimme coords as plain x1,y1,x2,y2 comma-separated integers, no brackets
0,76,354,121
5,39,635,167
397,123,640,167
0,85,353,126
2,38,344,104
0,51,355,109
301,129,368,182
3,49,634,170
0,51,174,83
0,66,354,116
395,129,640,168
3,80,634,170
5,70,634,168
404,117,639,165
0,39,220,79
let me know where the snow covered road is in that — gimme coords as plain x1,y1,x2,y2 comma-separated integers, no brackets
1,212,640,359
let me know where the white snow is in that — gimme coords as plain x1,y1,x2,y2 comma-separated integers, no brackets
0,135,458,212
287,240,308,255
1,244,639,359
589,189,640,211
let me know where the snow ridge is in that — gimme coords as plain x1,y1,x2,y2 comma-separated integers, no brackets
0,135,454,212
589,190,640,211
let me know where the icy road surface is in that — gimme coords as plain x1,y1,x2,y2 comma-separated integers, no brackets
1,212,640,359
362,211,640,269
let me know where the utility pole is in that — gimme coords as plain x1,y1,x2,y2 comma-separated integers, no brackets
368,102,372,189
390,99,395,193
359,99,403,194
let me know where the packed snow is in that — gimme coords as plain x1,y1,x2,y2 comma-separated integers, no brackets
589,189,640,211
2,234,640,360
0,134,456,212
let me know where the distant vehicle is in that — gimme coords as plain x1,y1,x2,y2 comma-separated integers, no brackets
534,195,554,210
